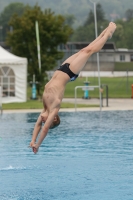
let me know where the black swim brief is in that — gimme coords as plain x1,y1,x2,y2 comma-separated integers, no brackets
57,63,78,81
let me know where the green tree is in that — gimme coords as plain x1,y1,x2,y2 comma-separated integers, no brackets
70,22,109,43
0,2,26,41
125,9,133,21
123,19,133,49
84,3,106,26
64,14,75,27
6,5,73,95
70,3,109,42
111,20,125,48
70,24,95,42
111,19,133,49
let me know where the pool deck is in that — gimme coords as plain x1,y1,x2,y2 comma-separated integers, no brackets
2,98,133,113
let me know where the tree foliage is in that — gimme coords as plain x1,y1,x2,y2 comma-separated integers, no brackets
6,5,73,94
125,9,133,21
0,2,26,41
107,18,133,49
70,3,108,42
1,0,133,28
84,3,106,26
64,14,76,27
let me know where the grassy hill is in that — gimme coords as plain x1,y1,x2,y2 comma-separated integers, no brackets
0,0,133,27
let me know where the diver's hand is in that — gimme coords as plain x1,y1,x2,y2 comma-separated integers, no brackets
29,140,35,147
31,143,39,154
29,141,39,154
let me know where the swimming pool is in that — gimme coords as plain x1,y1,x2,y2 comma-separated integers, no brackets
0,111,133,200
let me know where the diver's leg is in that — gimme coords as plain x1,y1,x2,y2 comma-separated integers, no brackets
69,22,116,74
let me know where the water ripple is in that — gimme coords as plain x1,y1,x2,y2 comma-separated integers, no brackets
0,111,133,200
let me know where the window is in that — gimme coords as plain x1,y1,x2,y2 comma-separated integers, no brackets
130,54,133,62
120,54,125,62
0,66,15,97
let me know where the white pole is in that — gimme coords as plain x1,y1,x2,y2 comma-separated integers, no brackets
33,74,35,83
94,2,98,37
93,1,102,111
35,21,41,73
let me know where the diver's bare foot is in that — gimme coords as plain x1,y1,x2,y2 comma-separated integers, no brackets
107,22,117,39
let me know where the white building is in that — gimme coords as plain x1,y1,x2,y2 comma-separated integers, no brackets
58,42,133,71
0,46,27,103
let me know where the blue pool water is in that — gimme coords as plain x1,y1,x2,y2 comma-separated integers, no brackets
0,110,133,200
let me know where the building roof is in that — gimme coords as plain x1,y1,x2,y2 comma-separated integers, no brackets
0,46,27,64
62,42,116,50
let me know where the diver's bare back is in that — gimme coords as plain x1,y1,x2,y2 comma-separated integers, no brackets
43,70,70,111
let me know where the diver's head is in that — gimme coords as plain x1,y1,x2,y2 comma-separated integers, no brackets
50,115,60,129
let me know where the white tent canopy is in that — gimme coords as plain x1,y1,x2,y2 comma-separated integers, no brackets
0,46,27,103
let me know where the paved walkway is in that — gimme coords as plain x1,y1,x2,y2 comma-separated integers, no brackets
2,98,133,113
62,98,133,111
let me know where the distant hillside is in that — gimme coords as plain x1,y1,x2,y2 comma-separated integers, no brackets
1,0,133,27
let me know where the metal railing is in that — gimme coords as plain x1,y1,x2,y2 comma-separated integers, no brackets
101,84,109,107
74,85,101,111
